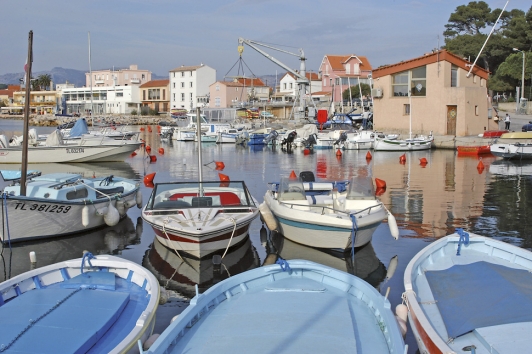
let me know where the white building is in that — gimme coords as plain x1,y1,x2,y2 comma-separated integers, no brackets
61,86,140,115
169,64,216,110
279,72,321,96
86,64,151,88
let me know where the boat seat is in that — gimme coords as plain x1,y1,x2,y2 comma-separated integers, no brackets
96,186,125,198
306,195,333,205
169,192,242,206
154,200,191,209
0,283,129,353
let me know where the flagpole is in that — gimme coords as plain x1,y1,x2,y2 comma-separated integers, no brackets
88,31,94,126
20,30,33,196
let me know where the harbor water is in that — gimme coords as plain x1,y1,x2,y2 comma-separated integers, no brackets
1,120,531,352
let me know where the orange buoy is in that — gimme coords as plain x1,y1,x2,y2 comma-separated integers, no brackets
144,172,156,184
149,155,157,163
375,187,386,196
399,154,406,163
336,149,342,157
158,147,165,154
419,157,428,166
140,127,145,132
130,151,137,157
289,170,297,179
215,161,225,169
366,151,372,160
218,173,230,182
303,148,310,155
147,126,152,132
146,145,151,152
157,126,161,133
477,159,485,169
375,178,386,189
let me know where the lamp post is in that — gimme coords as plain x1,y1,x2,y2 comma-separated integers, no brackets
513,48,525,102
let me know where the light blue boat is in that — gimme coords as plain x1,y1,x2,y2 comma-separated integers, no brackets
143,259,407,353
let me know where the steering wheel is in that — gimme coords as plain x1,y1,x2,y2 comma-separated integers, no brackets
288,186,303,193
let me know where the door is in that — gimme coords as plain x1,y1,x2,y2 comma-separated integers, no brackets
447,105,457,135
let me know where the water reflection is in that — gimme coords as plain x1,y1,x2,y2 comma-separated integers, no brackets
142,236,260,299
0,216,141,281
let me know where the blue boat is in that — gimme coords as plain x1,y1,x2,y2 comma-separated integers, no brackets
143,259,407,353
0,253,160,353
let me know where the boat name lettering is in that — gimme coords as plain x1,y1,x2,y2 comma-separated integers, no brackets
14,203,72,213
66,148,84,153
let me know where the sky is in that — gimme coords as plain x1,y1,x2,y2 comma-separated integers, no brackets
1,0,528,80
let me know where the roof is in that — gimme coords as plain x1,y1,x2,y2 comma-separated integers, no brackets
170,65,204,72
310,91,331,96
213,81,245,87
324,55,373,71
236,78,266,86
283,72,320,81
372,49,490,80
140,79,169,88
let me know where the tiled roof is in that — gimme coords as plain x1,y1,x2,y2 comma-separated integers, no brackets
170,65,203,72
140,79,169,88
236,78,266,86
214,81,244,87
310,91,331,96
372,49,490,79
324,55,372,71
283,72,320,80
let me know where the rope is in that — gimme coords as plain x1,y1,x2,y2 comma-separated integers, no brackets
81,252,95,274
221,216,237,259
275,257,291,272
350,214,358,260
99,175,114,186
76,179,116,203
2,193,12,280
456,228,469,256
162,219,184,261
0,287,83,352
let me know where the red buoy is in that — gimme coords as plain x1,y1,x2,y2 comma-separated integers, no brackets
140,127,145,132
366,151,372,160
419,157,428,166
219,173,230,182
149,155,157,163
215,161,225,170
336,149,342,157
303,148,310,155
399,154,406,163
158,147,164,154
289,170,297,179
144,172,156,184
477,158,485,173
130,151,137,157
375,187,386,196
375,178,386,189
147,126,152,132
146,145,151,152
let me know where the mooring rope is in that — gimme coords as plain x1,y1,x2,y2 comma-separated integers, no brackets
81,252,96,274
220,216,237,259
456,228,469,256
350,213,359,260
275,257,291,272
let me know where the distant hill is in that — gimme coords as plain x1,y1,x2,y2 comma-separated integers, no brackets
0,68,169,88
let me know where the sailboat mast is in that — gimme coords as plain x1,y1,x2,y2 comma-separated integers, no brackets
409,91,412,140
20,30,33,196
196,107,204,196
88,32,94,126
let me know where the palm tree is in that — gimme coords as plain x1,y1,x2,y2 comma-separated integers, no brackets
38,74,52,91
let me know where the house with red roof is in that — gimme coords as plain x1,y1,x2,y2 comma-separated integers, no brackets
319,55,372,106
371,49,496,137
209,78,269,108
140,79,169,113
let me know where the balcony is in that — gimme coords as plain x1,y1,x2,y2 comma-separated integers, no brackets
130,78,141,84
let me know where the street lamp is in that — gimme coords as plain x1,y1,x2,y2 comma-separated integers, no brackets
513,48,525,102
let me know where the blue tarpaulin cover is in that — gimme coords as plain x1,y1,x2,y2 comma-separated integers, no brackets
68,118,89,137
425,261,532,339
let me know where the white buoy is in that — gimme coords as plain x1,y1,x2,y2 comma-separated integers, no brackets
82,205,90,227
388,212,399,240
29,251,37,263
396,304,408,322
143,334,160,350
259,202,278,231
386,255,398,280
159,287,169,305
116,199,126,216
395,316,408,337
104,203,120,226
136,191,143,208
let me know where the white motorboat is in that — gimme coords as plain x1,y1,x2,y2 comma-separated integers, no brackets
373,132,433,151
0,172,141,243
333,130,376,150
490,142,532,159
216,128,241,143
262,175,397,251
0,129,142,163
404,230,532,354
0,253,159,353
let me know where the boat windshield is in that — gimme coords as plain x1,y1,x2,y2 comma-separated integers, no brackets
277,177,306,201
146,181,256,210
346,177,375,200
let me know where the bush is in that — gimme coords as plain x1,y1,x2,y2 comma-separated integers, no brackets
131,109,137,115
507,96,516,102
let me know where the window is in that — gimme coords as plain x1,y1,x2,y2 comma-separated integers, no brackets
143,90,146,100
216,85,220,91
329,78,332,86
323,79,327,87
142,74,145,79
181,82,184,88
345,64,350,74
190,93,193,100
173,93,175,101
116,92,123,97
289,83,293,89
475,105,479,116
404,104,410,115
392,66,426,97
393,72,408,96
181,72,185,77
190,82,193,88
125,74,128,79
190,71,192,76
163,89,165,100
173,83,175,88
181,93,184,101
451,65,458,87
335,78,340,85
215,97,221,107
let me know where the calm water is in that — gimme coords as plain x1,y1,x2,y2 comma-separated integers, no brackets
1,120,532,352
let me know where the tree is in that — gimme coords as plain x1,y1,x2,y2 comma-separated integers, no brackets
342,84,371,100
37,74,52,91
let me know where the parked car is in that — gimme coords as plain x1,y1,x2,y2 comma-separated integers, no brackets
260,111,274,119
522,121,532,132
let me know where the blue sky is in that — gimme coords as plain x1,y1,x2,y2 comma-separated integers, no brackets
1,0,527,79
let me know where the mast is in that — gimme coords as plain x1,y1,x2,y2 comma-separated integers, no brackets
196,107,204,196
88,32,94,125
20,30,33,196
409,91,412,140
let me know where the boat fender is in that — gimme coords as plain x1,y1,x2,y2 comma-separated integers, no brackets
136,190,143,208
104,203,120,226
395,315,408,337
116,199,126,216
159,287,169,305
143,334,160,350
126,198,137,208
259,202,278,231
386,255,398,280
388,212,399,240
82,205,90,227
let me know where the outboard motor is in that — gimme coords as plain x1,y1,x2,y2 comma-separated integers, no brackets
160,127,174,140
264,130,279,144
281,131,297,148
303,133,317,149
334,131,348,146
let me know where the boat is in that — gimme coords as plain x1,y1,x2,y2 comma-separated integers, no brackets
0,253,159,353
482,130,508,138
457,145,491,156
403,230,532,354
0,172,141,243
373,131,433,151
55,117,138,141
313,130,347,150
262,174,398,251
489,159,532,176
499,131,532,139
0,129,142,163
216,128,241,143
490,142,532,159
143,259,407,354
142,235,259,298
333,130,376,150
141,109,260,258
171,113,209,141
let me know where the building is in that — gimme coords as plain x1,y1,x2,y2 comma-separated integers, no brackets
61,86,140,115
208,78,270,109
279,72,321,96
319,54,373,104
169,64,216,110
12,89,58,115
371,49,494,137
86,64,151,88
140,79,170,113
0,85,21,114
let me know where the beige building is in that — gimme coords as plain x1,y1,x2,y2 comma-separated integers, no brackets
140,79,170,113
372,50,495,137
12,90,58,115
208,78,269,108
86,64,151,87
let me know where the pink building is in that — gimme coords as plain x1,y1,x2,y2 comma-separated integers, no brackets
209,79,269,108
86,64,151,87
319,55,372,103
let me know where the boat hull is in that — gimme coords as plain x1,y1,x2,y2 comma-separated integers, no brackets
374,137,433,151
490,143,532,159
